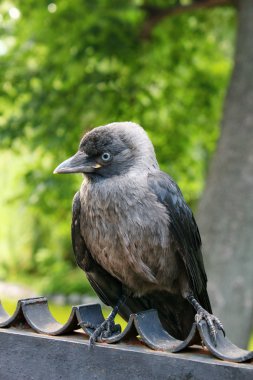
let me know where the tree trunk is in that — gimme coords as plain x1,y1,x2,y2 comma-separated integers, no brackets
197,0,253,348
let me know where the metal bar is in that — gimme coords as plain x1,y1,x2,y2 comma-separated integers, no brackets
0,328,252,380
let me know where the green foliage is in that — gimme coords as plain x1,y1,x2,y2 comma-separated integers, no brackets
0,1,235,293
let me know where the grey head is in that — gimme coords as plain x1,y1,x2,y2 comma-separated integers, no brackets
54,122,158,178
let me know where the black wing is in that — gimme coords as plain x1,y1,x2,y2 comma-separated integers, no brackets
148,171,212,313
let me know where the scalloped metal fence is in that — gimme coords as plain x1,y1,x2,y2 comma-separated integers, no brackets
0,297,252,363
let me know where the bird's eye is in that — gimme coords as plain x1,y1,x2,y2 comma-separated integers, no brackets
101,152,111,162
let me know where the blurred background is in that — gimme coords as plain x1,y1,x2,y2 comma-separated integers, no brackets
0,0,252,348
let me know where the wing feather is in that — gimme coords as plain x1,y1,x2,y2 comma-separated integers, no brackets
148,171,212,313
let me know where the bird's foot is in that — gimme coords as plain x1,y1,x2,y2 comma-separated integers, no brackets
89,317,121,347
88,294,126,348
195,308,225,345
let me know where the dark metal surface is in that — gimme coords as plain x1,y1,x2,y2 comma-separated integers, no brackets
133,309,198,352
0,297,253,363
198,320,253,363
0,297,81,334
0,328,252,380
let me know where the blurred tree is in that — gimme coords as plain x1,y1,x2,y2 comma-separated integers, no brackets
140,0,253,349
197,0,253,348
1,0,251,347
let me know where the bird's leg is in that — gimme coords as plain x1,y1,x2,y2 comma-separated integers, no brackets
89,294,127,347
187,295,225,344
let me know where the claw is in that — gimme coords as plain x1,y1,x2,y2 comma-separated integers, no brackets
220,326,226,337
195,308,225,346
88,294,126,348
213,317,225,336
187,295,225,345
195,313,202,324
88,318,120,348
89,335,96,349
206,316,216,343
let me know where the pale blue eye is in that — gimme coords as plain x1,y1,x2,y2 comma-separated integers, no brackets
101,152,111,162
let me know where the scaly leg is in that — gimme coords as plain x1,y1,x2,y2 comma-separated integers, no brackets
187,295,225,344
89,294,127,346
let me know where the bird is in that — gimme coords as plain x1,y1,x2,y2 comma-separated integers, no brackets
54,121,224,345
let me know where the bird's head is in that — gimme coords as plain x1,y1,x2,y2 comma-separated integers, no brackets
54,122,158,178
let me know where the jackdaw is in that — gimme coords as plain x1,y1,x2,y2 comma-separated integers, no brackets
54,122,223,344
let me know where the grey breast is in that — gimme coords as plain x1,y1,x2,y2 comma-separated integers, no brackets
79,173,180,296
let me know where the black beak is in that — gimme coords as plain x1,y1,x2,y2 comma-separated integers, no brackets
53,151,101,174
